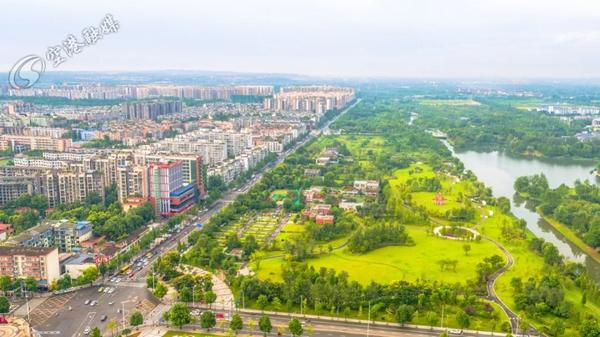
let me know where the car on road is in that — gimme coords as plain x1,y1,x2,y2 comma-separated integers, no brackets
84,299,90,305
108,301,114,305
90,300,97,306
100,315,107,321
448,329,463,335
83,327,90,335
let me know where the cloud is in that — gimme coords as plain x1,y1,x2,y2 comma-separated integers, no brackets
554,31,600,45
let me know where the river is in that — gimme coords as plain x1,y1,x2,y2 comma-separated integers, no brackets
443,141,600,280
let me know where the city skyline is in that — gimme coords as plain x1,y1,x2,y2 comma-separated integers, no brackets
4,0,600,79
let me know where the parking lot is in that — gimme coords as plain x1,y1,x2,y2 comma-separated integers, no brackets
31,284,158,337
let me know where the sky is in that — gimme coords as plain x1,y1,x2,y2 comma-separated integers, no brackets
3,0,600,79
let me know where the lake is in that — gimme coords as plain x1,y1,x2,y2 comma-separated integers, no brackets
443,142,600,280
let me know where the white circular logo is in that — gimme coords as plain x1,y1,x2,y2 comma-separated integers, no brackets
8,55,46,89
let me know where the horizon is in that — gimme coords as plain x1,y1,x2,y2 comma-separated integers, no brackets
4,0,600,79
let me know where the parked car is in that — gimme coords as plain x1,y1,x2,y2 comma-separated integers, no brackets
84,299,90,305
83,327,90,335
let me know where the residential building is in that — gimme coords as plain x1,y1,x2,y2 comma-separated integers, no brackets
148,161,197,217
0,224,14,241
0,246,60,284
62,253,96,278
6,220,92,253
0,135,72,152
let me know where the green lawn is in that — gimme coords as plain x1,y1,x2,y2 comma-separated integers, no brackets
162,331,218,337
256,225,503,285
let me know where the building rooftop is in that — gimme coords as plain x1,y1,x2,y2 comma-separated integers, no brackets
0,246,56,256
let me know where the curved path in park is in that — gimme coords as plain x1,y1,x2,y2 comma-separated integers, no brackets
407,204,521,334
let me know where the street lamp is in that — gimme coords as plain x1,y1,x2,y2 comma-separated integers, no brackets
367,301,371,337
121,299,133,330
20,281,30,323
192,284,197,308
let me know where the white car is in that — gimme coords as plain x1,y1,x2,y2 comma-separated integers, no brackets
83,327,90,335
108,288,115,294
448,329,463,335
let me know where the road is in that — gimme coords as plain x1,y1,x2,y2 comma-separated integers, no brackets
31,285,158,337
120,98,361,284
142,305,502,337
48,100,361,337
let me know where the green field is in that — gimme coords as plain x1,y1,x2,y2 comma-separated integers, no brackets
256,225,502,285
418,99,482,106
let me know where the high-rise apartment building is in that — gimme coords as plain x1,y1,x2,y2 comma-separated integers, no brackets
148,161,196,217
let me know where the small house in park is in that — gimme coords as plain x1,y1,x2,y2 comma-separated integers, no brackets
312,204,332,215
303,187,325,203
353,180,380,195
315,215,335,225
315,157,331,166
339,201,363,212
303,203,332,219
433,192,446,206
304,168,321,177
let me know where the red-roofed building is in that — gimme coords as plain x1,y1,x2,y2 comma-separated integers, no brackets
0,223,13,241
315,215,334,225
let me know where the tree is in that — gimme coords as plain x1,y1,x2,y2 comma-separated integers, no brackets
165,303,191,328
462,243,471,256
259,315,272,337
247,319,256,336
549,319,565,337
205,290,217,308
456,310,470,329
201,311,216,332
230,314,244,335
425,311,438,329
91,327,102,337
580,318,600,337
257,294,269,310
395,304,414,326
289,318,304,337
78,266,99,285
0,276,12,294
0,296,9,314
130,311,144,327
154,281,167,298
107,319,118,337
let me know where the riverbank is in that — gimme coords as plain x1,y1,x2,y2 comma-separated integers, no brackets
538,211,600,264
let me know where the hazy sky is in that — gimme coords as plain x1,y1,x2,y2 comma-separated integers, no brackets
3,0,600,78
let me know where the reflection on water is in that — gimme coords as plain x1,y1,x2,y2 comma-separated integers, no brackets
443,141,600,280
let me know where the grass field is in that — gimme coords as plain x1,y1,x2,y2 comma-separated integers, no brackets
418,99,482,106
256,225,503,285
479,205,600,335
387,163,476,221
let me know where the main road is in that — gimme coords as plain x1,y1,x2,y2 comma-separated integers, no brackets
121,98,361,283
